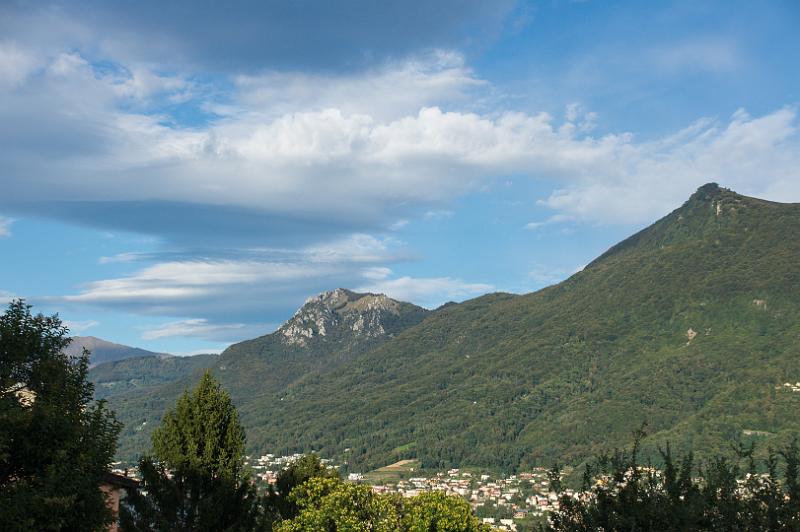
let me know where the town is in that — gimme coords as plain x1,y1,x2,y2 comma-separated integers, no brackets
248,454,577,531
112,452,577,530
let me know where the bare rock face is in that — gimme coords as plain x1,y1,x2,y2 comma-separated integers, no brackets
279,288,409,347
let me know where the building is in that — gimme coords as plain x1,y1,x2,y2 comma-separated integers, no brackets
101,472,139,532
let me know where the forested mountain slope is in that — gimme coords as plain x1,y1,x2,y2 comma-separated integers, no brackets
89,354,218,400
101,184,800,473
102,289,429,459
239,184,800,471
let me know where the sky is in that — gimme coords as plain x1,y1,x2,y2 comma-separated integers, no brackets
1,0,798,354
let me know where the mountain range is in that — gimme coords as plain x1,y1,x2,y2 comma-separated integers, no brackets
90,183,800,473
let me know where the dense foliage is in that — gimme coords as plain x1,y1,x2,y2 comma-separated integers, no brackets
268,453,340,521
0,300,121,531
546,435,800,531
402,491,491,531
120,372,265,531
103,184,800,474
274,476,490,531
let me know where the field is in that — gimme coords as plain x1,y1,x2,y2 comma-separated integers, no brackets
362,459,421,484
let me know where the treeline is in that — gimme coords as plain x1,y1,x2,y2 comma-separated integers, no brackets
545,430,800,531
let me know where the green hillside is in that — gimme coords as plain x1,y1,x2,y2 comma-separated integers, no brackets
89,353,218,400
101,289,429,459
100,184,800,473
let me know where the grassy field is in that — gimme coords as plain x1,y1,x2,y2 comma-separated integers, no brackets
362,459,421,485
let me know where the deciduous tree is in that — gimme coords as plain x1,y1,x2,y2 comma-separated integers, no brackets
0,300,121,531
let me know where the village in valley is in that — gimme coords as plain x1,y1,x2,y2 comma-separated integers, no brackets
113,452,576,530
247,454,575,531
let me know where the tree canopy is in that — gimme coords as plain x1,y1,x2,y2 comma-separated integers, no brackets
274,475,490,532
546,436,800,531
0,300,121,531
120,372,264,531
269,453,340,521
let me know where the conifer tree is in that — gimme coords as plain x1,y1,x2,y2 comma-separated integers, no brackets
120,372,265,531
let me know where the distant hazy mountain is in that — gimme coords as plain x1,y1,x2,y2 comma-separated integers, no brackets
105,184,800,473
66,336,168,367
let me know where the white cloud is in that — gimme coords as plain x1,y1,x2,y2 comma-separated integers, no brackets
303,234,398,263
1,45,798,231
0,217,13,237
3,39,800,342
538,107,800,225
527,263,583,287
62,260,331,307
650,37,741,74
234,50,483,121
99,252,148,264
0,43,38,88
112,66,190,102
63,319,99,333
142,318,270,342
424,210,454,220
0,290,17,305
59,235,411,318
524,214,569,230
357,275,493,309
61,249,494,319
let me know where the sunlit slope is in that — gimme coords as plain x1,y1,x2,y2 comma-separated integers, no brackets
100,290,429,460
248,184,800,471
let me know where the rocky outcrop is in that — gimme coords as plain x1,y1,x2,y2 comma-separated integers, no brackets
279,288,413,347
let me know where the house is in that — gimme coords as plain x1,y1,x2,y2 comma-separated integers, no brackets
101,472,139,532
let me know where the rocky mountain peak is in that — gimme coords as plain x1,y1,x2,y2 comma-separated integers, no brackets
278,289,414,347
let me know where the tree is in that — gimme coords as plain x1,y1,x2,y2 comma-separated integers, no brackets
274,476,402,532
402,491,490,531
545,436,800,531
0,299,121,531
269,453,340,521
273,473,490,532
120,372,264,531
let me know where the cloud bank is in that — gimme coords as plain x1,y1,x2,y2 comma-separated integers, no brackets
1,3,798,345
2,45,797,239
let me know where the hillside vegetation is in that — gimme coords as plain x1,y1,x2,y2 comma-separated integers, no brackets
89,354,218,400
103,289,429,459
97,184,800,473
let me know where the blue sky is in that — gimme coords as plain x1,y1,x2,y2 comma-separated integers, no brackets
1,0,798,354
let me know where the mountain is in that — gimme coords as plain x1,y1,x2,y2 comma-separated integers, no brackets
89,354,218,400
66,336,168,367
103,184,800,473
102,289,429,459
